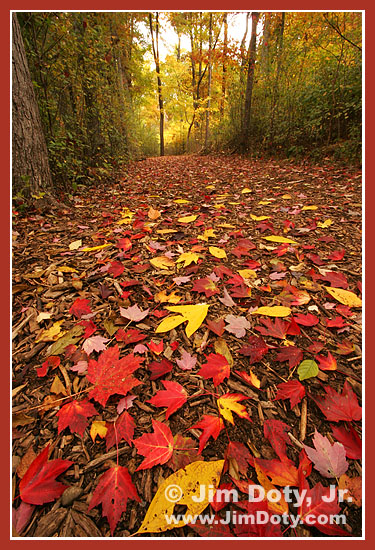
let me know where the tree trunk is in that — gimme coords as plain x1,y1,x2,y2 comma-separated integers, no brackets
269,12,285,143
240,12,260,152
12,13,53,197
204,14,213,150
220,13,228,117
149,13,164,157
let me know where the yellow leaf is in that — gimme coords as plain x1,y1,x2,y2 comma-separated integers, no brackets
36,312,52,323
148,206,161,220
217,395,249,424
174,199,191,204
258,200,271,205
69,240,82,251
213,204,225,209
81,243,112,252
35,321,65,343
50,375,67,396
136,460,224,534
282,194,292,199
238,269,257,280
90,421,108,443
324,287,362,307
157,229,177,234
250,214,270,221
209,246,227,259
248,369,261,389
176,251,200,268
197,229,216,241
156,304,209,338
206,184,215,189
217,223,235,229
241,187,252,194
155,290,182,304
262,235,297,244
177,215,197,223
150,256,175,270
58,266,78,273
228,202,241,205
252,306,291,317
214,338,233,367
317,219,333,228
254,460,289,515
302,205,318,211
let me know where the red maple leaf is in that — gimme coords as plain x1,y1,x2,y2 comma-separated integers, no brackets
327,249,345,261
188,515,233,537
274,379,306,409
148,380,187,419
36,355,60,377
88,465,140,534
107,260,125,278
238,335,268,364
190,414,224,454
148,358,173,380
263,419,292,462
254,457,299,486
224,441,254,475
316,351,337,370
87,345,143,407
116,238,132,252
275,346,303,368
56,399,97,437
19,445,72,505
198,353,230,386
234,500,282,537
286,317,301,335
310,380,362,422
322,271,348,289
115,328,146,345
69,298,92,319
166,434,202,471
324,316,348,328
210,482,235,512
192,277,220,297
293,313,319,326
134,420,174,470
255,317,289,339
79,319,97,339
298,478,349,536
147,340,164,354
206,318,225,336
105,411,135,451
330,423,362,459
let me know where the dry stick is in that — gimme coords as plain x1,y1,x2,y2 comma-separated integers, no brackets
16,386,94,414
83,445,131,473
300,397,307,442
287,431,304,450
261,360,287,383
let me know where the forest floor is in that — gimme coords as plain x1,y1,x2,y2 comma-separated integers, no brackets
12,154,362,538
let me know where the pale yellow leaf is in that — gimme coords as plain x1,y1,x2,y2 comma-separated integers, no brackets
252,306,291,317
250,214,270,221
176,251,200,268
155,290,182,304
136,460,224,534
324,287,362,307
238,269,257,280
213,204,225,209
177,215,198,223
197,229,216,241
302,205,318,211
36,321,65,343
214,338,233,367
58,266,78,273
150,256,175,270
262,235,297,244
90,421,108,443
50,375,67,396
157,229,177,234
209,246,227,259
317,219,333,228
217,223,235,229
81,243,112,252
241,187,252,194
36,312,52,323
258,200,271,205
68,240,82,251
174,199,191,204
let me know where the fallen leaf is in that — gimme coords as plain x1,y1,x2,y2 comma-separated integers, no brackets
156,304,209,338
252,306,291,317
57,399,97,437
324,286,362,307
90,420,108,442
311,380,362,422
274,379,306,409
176,350,197,371
105,412,135,450
148,381,187,419
150,256,175,270
209,246,227,259
224,314,250,338
217,393,251,424
133,420,174,470
262,235,297,244
82,335,109,355
120,304,150,322
298,359,319,380
304,430,348,478
338,474,362,507
190,415,225,453
198,353,230,386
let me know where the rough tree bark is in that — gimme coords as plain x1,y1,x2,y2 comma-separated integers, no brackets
12,13,53,197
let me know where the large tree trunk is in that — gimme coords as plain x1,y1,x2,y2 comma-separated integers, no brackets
149,13,164,157
12,13,53,197
204,13,213,150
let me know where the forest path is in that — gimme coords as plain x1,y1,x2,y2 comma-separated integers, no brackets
12,154,362,537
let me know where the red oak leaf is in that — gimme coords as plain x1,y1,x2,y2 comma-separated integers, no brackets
255,317,289,339
56,399,97,437
264,419,292,462
88,465,140,534
198,353,230,386
192,277,220,297
298,478,348,536
293,313,319,326
206,318,225,336
274,379,306,409
148,358,173,380
330,423,362,459
69,298,92,319
36,356,60,377
238,335,268,364
316,351,337,371
107,260,125,278
190,414,224,454
310,380,362,422
87,345,143,407
19,445,72,505
115,328,146,345
105,411,135,451
148,380,187,419
134,420,174,470
166,434,202,471
275,346,303,368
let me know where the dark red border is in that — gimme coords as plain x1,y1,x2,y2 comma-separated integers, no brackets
5,1,370,547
